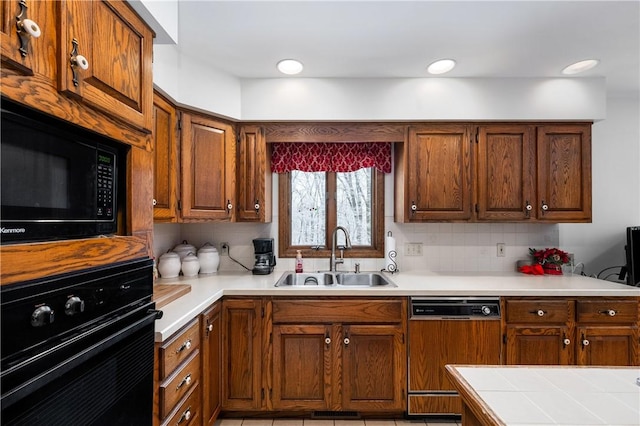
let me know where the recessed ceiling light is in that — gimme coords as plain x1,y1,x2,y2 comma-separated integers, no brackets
562,59,599,75
277,59,303,75
427,59,456,75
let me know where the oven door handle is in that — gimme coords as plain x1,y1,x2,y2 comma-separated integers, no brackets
1,303,158,409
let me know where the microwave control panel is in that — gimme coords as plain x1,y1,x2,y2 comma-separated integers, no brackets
96,151,116,220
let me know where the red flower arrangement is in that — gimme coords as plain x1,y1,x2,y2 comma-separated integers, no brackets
527,247,570,275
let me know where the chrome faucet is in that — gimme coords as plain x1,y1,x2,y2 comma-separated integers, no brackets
330,226,352,271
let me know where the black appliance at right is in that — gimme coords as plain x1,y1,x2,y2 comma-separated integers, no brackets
252,238,276,275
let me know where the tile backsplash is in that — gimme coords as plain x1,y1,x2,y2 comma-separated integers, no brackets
153,220,559,274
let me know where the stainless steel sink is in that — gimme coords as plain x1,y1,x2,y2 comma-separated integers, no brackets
274,271,396,287
335,272,395,287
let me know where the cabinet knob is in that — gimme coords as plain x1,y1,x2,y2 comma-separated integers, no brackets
324,337,331,345
69,38,89,87
410,201,417,212
563,338,571,346
525,201,532,217
530,309,546,317
152,198,157,206
343,337,350,346
254,199,260,213
178,407,192,424
15,1,41,57
541,201,549,213
207,324,213,332
227,200,233,213
176,373,192,390
176,339,192,353
600,309,617,317
582,339,590,347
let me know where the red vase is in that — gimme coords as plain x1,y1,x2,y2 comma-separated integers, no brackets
543,264,563,275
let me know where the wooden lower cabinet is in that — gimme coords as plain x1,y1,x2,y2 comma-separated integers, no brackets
270,298,406,414
221,298,264,411
503,297,639,367
201,302,222,425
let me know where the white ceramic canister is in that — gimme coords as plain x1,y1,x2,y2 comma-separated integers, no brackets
181,252,201,277
173,240,196,260
157,251,181,278
197,243,220,274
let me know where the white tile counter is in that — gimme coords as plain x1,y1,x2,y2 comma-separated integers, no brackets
153,270,640,342
445,365,640,425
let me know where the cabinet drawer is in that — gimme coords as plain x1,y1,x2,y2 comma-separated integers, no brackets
273,298,405,323
160,319,200,379
577,300,638,324
160,350,201,419
505,299,572,323
162,383,201,426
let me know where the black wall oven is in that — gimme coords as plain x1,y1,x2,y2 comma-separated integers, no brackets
0,99,128,244
0,258,161,425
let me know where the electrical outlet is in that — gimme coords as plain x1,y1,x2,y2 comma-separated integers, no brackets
405,242,423,256
219,242,229,256
497,243,506,257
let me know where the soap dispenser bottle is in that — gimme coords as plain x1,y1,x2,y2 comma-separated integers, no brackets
295,250,304,273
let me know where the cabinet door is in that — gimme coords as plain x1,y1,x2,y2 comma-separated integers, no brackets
181,113,236,221
341,324,405,411
58,0,153,132
201,302,221,426
221,299,262,410
237,126,272,222
477,125,535,220
272,324,331,410
576,326,638,366
1,0,54,77
404,125,472,221
505,325,573,365
153,94,178,222
536,124,592,222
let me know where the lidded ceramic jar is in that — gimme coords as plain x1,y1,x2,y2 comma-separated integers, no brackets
197,243,220,274
181,252,200,277
173,240,196,260
157,251,181,278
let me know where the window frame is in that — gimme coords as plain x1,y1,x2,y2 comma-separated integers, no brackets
278,169,385,259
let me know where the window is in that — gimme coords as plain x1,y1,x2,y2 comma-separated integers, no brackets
278,167,384,258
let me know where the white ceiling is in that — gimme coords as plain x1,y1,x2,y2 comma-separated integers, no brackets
175,1,640,97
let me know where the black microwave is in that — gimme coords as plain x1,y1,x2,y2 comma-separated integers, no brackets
1,100,128,244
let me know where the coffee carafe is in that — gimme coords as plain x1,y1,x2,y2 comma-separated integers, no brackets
252,238,276,275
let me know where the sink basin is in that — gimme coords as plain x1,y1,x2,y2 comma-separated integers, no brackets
335,272,395,287
274,272,335,287
274,271,396,288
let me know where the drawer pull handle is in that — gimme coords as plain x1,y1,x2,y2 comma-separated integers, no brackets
177,406,192,425
176,373,192,390
530,309,546,317
176,339,192,353
599,309,617,317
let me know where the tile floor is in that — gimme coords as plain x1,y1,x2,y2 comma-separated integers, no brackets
217,419,460,426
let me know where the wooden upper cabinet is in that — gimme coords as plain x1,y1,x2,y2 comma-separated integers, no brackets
477,125,536,221
180,113,236,221
536,124,592,222
1,0,56,77
237,126,272,222
58,0,153,132
153,93,178,222
397,124,473,221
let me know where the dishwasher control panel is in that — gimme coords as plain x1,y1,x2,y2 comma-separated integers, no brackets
410,297,500,318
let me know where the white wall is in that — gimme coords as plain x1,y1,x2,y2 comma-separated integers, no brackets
240,77,606,121
128,0,178,44
153,45,242,119
560,96,640,278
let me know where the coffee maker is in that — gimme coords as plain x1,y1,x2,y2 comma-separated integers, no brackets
252,238,276,275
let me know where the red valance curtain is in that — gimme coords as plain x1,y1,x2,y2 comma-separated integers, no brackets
271,142,392,173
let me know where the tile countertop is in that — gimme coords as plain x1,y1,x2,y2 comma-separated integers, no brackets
445,365,640,425
153,270,640,342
